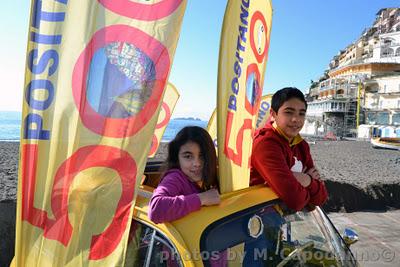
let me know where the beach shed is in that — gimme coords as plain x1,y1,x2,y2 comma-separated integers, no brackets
371,126,380,137
357,124,373,139
377,125,385,137
396,127,400,137
381,126,395,137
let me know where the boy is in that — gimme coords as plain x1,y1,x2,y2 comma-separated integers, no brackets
250,87,327,211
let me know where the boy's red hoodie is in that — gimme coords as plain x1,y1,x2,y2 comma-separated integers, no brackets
250,121,328,211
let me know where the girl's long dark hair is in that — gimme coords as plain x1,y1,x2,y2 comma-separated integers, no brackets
165,126,218,191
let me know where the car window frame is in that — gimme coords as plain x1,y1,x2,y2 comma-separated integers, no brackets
132,219,184,267
318,208,358,266
199,200,358,267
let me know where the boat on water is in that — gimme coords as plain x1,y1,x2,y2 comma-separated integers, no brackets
371,137,400,150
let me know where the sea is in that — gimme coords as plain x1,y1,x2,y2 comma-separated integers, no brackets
0,111,207,142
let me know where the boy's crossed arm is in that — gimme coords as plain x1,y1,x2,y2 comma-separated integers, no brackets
252,141,327,211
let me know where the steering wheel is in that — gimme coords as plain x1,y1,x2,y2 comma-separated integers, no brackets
277,241,315,267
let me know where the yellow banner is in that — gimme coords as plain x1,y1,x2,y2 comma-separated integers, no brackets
208,93,271,150
256,94,272,129
15,0,186,266
207,108,218,148
148,82,180,158
217,0,272,193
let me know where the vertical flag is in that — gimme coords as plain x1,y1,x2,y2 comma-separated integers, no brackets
217,0,272,193
207,108,218,149
148,82,180,158
208,93,272,151
15,0,186,266
256,94,273,129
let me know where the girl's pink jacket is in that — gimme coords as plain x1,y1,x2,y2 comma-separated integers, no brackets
149,168,202,224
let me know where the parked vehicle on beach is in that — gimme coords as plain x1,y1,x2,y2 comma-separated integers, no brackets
125,161,360,267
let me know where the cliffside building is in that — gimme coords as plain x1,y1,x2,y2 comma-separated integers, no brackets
305,8,400,137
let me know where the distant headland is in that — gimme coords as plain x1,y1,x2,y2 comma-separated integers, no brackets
173,117,203,121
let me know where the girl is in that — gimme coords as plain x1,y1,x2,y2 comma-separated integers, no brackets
148,126,220,224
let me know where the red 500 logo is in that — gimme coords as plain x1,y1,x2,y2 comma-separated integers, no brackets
21,144,137,260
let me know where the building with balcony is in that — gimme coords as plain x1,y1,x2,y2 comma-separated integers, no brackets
364,74,400,126
374,8,400,34
305,8,400,137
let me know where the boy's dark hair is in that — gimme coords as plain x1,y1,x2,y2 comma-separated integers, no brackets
165,126,218,191
271,87,307,112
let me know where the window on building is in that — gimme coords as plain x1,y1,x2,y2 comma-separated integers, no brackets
366,113,377,125
336,89,344,95
377,112,390,125
396,47,400,57
381,48,394,57
393,113,400,125
383,38,393,45
383,84,387,93
380,100,384,109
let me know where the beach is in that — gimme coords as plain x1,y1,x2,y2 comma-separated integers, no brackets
310,140,400,212
0,142,18,202
1,140,399,266
4,140,398,209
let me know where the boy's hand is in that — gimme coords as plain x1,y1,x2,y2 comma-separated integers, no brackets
306,167,321,180
198,189,220,206
293,172,312,187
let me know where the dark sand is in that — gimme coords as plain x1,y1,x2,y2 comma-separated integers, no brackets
309,140,400,212
0,142,18,202
0,140,399,266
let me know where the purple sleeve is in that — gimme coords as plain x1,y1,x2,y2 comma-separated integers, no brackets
148,173,202,224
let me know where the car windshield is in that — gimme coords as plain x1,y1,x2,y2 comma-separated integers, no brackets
200,201,357,267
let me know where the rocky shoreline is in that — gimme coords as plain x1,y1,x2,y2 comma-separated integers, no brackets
1,140,399,266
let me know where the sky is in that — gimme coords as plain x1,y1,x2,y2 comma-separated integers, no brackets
0,1,399,120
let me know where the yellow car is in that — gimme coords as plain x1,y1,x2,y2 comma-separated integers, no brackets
123,161,360,267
